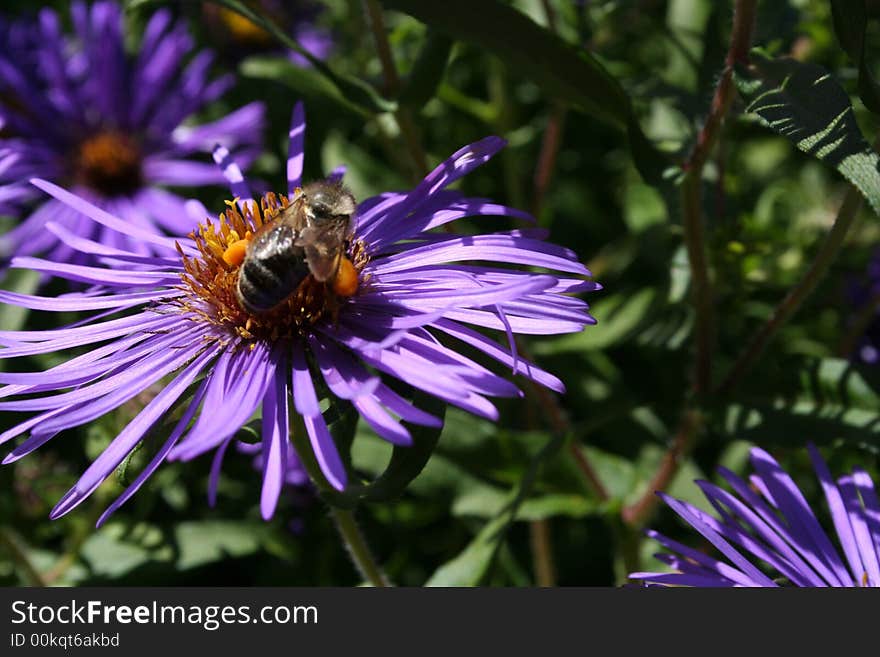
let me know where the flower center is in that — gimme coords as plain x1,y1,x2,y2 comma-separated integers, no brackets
75,131,143,196
176,192,368,343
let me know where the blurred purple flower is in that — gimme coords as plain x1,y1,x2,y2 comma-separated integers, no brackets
0,102,597,524
0,1,264,263
845,249,880,364
630,444,880,587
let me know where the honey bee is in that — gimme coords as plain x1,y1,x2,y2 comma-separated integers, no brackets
235,180,358,314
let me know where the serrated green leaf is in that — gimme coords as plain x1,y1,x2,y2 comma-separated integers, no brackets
734,51,880,213
717,357,880,452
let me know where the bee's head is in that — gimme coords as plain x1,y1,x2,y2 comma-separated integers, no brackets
303,181,356,224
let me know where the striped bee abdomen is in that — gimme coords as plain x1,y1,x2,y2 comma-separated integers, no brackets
236,223,310,313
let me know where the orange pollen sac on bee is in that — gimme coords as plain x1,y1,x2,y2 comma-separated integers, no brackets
332,256,359,297
222,238,250,267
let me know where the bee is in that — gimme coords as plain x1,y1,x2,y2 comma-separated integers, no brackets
234,180,358,314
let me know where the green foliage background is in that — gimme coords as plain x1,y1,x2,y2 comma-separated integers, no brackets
1,0,879,586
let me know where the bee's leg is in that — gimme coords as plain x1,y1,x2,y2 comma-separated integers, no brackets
326,285,341,327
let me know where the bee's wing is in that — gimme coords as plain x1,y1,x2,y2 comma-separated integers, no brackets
248,196,309,246
296,221,347,282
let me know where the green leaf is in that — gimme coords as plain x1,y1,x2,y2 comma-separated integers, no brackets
423,432,565,586
0,268,39,333
452,489,599,521
80,523,171,578
383,0,627,122
175,521,268,570
398,32,454,109
533,287,658,353
424,512,508,586
380,0,669,183
830,0,880,114
240,56,367,117
734,51,880,213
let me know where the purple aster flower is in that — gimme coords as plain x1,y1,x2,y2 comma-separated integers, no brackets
0,102,597,524
630,444,880,587
0,1,264,263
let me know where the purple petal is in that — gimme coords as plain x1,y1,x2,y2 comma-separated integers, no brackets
260,355,290,520
49,345,217,519
715,466,841,587
29,179,179,253
659,494,778,587
287,102,305,193
354,394,412,446
211,144,252,206
302,410,347,491
96,379,209,527
291,342,321,417
171,342,276,461
208,437,234,507
749,447,852,586
837,474,880,586
806,444,862,585
645,529,756,587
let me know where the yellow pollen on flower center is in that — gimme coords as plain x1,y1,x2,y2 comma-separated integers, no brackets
175,193,369,343
76,131,142,196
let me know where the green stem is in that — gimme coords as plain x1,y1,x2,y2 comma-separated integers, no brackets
680,0,758,395
362,0,429,180
528,519,556,586
515,339,610,503
680,175,715,395
717,185,864,395
330,508,391,587
612,520,644,585
531,0,567,217
621,1,758,530
621,409,703,527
